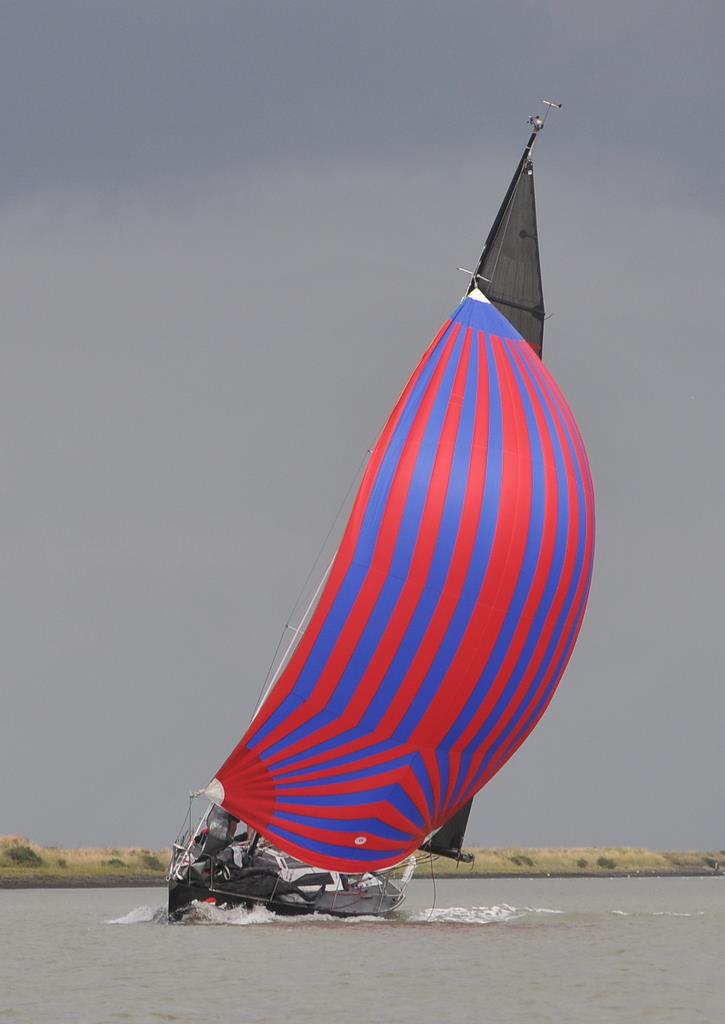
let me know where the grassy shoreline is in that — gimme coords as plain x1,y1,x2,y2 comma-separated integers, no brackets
431,846,724,878
1,836,722,888
0,836,169,887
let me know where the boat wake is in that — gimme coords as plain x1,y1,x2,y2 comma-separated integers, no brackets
106,901,526,926
107,905,166,925
181,903,401,925
610,909,705,918
408,904,523,924
107,901,707,927
187,902,531,926
182,902,281,925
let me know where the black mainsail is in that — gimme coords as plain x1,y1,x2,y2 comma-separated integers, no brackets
467,120,548,358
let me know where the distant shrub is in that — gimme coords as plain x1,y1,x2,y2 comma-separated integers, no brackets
509,854,534,868
577,858,588,869
597,856,617,870
5,845,43,867
105,858,126,868
140,853,163,871
57,858,67,869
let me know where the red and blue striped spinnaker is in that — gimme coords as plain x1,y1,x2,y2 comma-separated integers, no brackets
210,291,595,872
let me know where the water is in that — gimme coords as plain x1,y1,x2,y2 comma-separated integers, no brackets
2,877,723,1023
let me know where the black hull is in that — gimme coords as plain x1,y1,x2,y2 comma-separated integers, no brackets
168,875,405,920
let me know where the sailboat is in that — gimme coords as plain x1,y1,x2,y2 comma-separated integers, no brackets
167,106,595,919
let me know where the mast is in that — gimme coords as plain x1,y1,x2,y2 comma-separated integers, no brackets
467,101,560,358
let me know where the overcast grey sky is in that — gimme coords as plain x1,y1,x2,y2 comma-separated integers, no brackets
1,1,723,850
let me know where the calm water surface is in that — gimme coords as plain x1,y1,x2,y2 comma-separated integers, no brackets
2,877,723,1023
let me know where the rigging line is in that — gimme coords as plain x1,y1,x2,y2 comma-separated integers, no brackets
252,553,335,718
286,442,373,628
427,854,438,922
252,631,288,715
251,443,373,716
